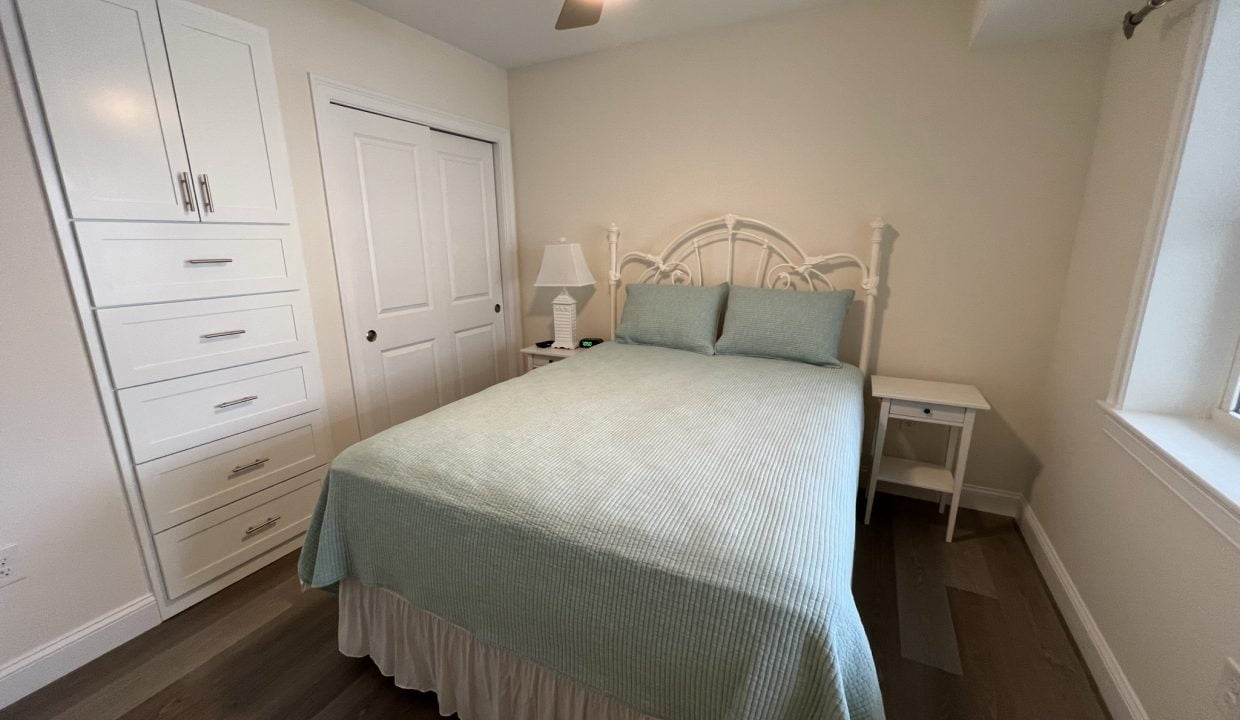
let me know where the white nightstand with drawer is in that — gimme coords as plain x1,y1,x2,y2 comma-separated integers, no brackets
864,375,990,541
520,344,580,372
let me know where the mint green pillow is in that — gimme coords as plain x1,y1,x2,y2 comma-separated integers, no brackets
716,287,854,367
615,283,729,355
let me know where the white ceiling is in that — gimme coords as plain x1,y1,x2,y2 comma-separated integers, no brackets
354,0,832,68
971,0,1139,47
356,0,1140,69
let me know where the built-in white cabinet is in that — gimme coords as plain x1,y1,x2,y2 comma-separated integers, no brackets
160,0,294,223
17,0,196,222
16,0,293,224
7,0,328,617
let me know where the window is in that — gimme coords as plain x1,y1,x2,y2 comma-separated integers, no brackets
1114,0,1240,428
1105,0,1240,513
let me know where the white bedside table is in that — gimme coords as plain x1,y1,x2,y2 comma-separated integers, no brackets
864,376,990,542
520,344,580,372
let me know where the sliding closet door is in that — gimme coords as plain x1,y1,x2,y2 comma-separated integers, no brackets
428,131,507,400
320,104,507,438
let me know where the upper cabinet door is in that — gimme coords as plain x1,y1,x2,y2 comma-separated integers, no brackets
159,0,294,224
17,0,199,222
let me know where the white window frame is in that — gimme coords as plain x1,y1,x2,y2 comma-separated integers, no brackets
1099,0,1240,545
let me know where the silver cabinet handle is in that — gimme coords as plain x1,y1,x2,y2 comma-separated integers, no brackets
201,329,246,339
199,174,215,213
186,258,233,265
243,516,280,537
178,171,196,212
231,457,270,474
214,395,257,409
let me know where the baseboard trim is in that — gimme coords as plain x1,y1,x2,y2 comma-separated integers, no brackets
0,594,160,709
874,482,1025,518
1018,503,1147,720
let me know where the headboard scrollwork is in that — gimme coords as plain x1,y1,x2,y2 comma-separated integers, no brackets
606,214,889,374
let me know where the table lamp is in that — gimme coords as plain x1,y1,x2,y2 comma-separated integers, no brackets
534,238,595,349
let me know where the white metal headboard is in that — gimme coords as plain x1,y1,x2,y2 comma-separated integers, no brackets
607,214,889,373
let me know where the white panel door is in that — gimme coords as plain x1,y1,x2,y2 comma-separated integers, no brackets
17,0,198,221
321,104,507,438
431,131,507,400
159,0,294,224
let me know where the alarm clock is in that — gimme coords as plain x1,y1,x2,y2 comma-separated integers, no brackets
579,338,604,348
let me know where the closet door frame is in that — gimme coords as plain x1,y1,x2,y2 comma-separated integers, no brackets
308,75,523,439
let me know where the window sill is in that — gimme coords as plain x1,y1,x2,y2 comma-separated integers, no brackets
1099,401,1240,549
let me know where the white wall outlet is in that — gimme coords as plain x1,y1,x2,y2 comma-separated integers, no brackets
0,543,23,590
1216,657,1240,720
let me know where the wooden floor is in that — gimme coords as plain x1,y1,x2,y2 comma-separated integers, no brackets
2,496,1108,720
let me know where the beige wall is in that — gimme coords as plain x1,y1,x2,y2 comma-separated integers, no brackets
1030,2,1240,717
0,0,508,698
509,0,1109,494
194,0,510,453
0,49,151,680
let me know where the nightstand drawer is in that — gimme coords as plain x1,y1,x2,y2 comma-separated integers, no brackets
889,399,966,424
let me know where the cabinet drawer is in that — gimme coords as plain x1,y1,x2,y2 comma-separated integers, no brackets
137,411,330,532
118,353,323,463
76,222,304,306
154,467,324,599
889,399,967,425
98,292,313,388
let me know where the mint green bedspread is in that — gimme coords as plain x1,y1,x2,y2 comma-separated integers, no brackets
299,343,883,720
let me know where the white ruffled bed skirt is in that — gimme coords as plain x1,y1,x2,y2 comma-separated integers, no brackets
338,578,659,720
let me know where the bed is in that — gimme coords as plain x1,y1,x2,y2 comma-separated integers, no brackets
300,215,889,720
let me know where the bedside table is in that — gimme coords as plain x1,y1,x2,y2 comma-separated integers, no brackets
864,376,990,541
520,344,580,372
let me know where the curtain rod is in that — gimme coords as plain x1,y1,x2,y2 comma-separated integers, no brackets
1123,0,1173,39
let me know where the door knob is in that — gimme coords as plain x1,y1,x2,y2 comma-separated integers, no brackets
494,304,502,313
366,330,377,342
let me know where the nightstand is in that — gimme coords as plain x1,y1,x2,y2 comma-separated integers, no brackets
520,344,580,372
864,376,990,541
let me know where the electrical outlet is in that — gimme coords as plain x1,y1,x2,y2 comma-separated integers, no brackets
0,544,23,590
1216,657,1240,720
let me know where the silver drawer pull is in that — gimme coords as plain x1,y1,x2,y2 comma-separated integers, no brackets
230,457,270,474
178,171,196,212
214,395,257,409
243,516,280,537
201,329,246,339
199,173,215,213
186,258,233,265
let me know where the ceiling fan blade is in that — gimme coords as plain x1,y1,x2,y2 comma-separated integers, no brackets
555,0,603,30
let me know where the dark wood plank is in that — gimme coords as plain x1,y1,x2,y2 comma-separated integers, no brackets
854,495,1111,720
892,512,963,674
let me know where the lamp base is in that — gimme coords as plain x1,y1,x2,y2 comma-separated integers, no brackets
551,288,577,350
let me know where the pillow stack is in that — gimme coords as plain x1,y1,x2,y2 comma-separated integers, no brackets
614,282,854,367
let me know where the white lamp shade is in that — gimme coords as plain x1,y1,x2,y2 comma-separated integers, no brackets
534,241,595,288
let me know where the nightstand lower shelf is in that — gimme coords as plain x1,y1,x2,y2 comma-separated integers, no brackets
874,457,955,494
866,375,990,542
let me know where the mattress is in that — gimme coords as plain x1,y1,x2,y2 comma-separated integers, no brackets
299,342,883,720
